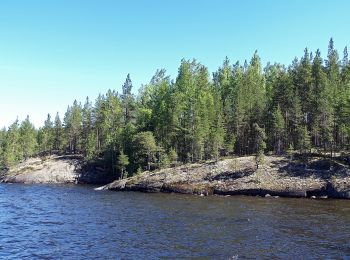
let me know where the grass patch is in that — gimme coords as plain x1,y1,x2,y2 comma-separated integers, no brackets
16,166,36,174
228,159,241,172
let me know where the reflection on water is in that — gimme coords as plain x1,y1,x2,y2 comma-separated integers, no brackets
0,183,350,259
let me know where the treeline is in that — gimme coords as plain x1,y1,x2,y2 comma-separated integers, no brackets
1,38,350,177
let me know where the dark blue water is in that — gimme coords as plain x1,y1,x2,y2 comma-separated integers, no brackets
1,184,350,259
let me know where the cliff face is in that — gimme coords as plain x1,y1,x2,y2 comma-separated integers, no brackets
101,156,350,199
1,155,114,185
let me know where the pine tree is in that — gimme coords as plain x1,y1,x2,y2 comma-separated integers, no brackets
213,57,235,154
39,114,54,154
137,70,175,151
233,52,266,155
132,131,159,171
19,116,37,160
297,48,313,121
299,125,311,153
272,105,285,154
0,127,6,165
116,150,129,179
343,46,348,68
64,100,82,154
121,74,136,125
253,123,266,169
310,49,334,151
206,86,225,160
81,97,96,160
53,112,64,152
3,120,21,166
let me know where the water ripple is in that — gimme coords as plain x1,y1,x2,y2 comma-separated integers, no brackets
1,183,350,259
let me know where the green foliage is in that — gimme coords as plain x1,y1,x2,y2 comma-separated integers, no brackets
20,116,38,159
167,148,178,165
2,120,21,166
53,112,64,151
64,100,82,154
287,144,294,156
38,114,53,154
2,38,350,178
254,123,266,169
132,131,159,171
117,150,129,179
272,105,285,154
121,74,136,125
1,117,37,166
298,125,311,153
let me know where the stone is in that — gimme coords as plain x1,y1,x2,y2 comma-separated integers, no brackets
6,154,343,200
2,155,112,185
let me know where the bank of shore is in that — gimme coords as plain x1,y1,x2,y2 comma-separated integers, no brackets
0,155,114,185
2,154,350,199
99,155,350,199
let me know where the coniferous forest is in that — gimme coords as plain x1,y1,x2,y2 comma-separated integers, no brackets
1,39,350,178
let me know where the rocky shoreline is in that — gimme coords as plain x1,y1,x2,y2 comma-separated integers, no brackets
99,155,350,199
2,154,350,199
0,155,114,185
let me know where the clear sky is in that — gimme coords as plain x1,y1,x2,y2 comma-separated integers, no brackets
0,0,349,128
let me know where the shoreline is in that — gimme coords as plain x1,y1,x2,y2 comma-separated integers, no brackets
99,155,350,199
2,154,350,199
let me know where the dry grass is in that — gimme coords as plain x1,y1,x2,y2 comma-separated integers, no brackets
227,159,241,172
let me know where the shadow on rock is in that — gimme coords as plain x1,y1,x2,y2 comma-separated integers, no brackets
275,155,350,181
205,168,255,181
77,159,117,185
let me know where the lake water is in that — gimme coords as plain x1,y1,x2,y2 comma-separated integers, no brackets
0,184,350,259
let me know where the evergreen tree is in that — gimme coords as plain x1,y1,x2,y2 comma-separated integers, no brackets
310,49,332,149
64,100,82,154
39,114,54,154
253,123,266,169
116,150,129,179
121,74,136,125
53,112,64,152
272,105,285,154
132,131,159,171
0,127,6,165
81,97,96,160
19,116,37,159
137,70,175,151
213,57,235,154
3,120,21,166
326,38,341,101
233,52,266,155
2,39,350,176
299,125,311,154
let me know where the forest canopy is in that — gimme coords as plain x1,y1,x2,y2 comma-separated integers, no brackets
1,38,350,178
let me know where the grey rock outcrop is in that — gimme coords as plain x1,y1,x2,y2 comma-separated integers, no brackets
1,155,113,185
100,156,350,199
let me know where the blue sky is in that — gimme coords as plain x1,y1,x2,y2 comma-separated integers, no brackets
0,0,349,127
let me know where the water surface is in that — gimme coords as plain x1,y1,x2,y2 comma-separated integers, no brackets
0,184,350,259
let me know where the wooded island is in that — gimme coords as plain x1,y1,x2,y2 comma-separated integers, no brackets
1,39,350,180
